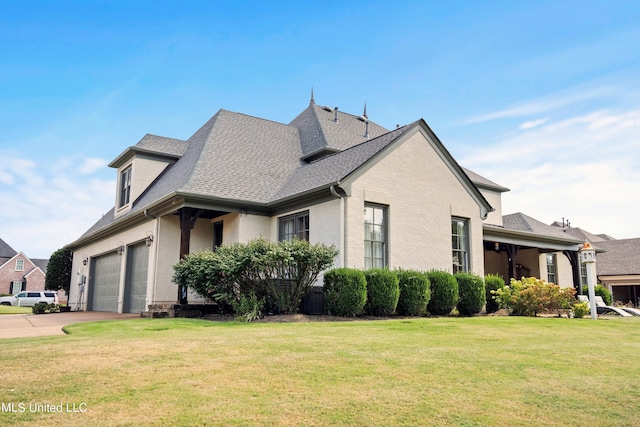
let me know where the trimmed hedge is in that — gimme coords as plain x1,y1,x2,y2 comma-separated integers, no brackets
484,274,505,313
426,270,458,315
396,269,430,316
455,273,485,316
323,268,367,317
364,269,400,316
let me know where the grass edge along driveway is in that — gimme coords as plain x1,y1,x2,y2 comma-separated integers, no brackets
1,316,639,426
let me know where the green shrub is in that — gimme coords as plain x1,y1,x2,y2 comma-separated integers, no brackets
32,302,60,314
232,291,264,322
173,238,338,314
494,277,576,316
484,274,505,313
395,269,430,316
455,273,485,316
364,269,400,316
573,301,589,318
426,270,458,315
323,268,367,316
595,285,612,306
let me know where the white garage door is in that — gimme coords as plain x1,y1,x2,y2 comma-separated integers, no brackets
123,243,149,313
88,251,121,312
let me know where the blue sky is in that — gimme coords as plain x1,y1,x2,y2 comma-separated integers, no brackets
1,0,639,258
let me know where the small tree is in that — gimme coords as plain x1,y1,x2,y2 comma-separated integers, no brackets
45,247,73,304
173,238,338,315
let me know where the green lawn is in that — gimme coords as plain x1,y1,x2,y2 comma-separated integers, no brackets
1,316,639,426
0,305,31,315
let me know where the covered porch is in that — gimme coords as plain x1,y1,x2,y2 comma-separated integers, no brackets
483,223,583,289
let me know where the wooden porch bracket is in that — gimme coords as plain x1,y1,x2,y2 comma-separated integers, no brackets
178,208,205,304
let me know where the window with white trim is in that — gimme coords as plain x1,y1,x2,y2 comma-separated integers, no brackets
119,166,132,208
364,204,387,269
278,211,309,241
452,218,469,274
11,281,23,294
546,253,557,284
15,259,24,271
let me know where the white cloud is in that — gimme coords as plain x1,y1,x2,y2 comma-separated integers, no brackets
79,158,109,174
460,108,640,239
0,154,114,258
519,118,547,130
464,85,616,124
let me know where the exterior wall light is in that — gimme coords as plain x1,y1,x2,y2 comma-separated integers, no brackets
117,242,125,256
145,231,154,247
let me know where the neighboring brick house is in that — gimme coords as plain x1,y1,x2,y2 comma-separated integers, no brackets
0,238,48,295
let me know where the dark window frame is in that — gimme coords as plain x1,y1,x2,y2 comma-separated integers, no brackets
278,211,310,242
119,166,132,208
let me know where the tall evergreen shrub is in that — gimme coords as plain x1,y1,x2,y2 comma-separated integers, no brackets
484,274,505,313
364,269,400,316
323,268,367,317
396,269,430,316
455,272,485,316
426,270,458,315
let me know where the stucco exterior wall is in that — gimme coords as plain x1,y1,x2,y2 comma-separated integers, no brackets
479,189,503,227
342,131,485,275
538,252,573,288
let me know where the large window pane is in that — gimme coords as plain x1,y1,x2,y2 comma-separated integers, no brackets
452,217,469,274
365,204,387,269
278,211,309,242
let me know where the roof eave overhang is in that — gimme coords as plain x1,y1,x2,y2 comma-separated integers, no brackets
483,224,584,251
108,147,182,169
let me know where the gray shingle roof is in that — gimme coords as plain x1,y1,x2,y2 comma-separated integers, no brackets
462,168,510,192
548,225,613,243
0,238,17,258
72,101,487,244
274,123,414,200
596,238,640,275
136,134,189,157
290,103,389,157
503,212,582,240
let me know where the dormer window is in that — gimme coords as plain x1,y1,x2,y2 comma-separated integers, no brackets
119,166,132,207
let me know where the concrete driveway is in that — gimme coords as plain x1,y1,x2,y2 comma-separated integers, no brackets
0,311,139,339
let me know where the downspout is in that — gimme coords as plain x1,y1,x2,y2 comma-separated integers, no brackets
330,185,346,268
144,209,159,312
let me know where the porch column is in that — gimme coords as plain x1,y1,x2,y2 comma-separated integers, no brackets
563,250,581,293
505,244,519,282
178,208,204,304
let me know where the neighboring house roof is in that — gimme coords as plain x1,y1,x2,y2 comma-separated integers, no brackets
71,101,494,246
0,238,18,263
549,223,614,243
31,259,49,274
595,238,640,276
